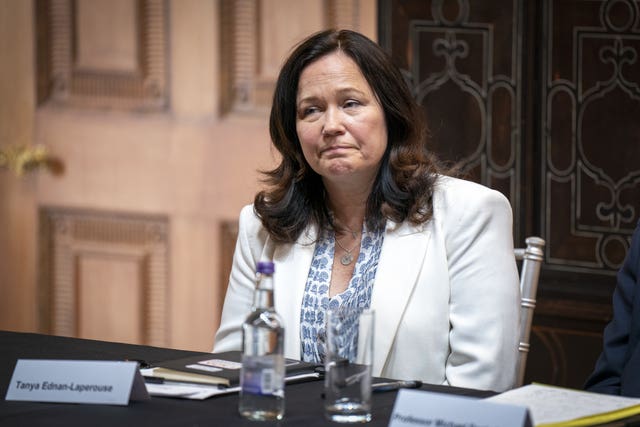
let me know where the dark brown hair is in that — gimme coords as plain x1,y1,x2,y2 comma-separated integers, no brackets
254,29,442,243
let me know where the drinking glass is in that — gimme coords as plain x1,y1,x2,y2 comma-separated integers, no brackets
324,307,374,423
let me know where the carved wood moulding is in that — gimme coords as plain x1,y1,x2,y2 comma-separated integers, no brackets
379,0,525,242
527,325,604,388
542,0,640,273
41,0,168,110
39,208,169,346
220,0,366,114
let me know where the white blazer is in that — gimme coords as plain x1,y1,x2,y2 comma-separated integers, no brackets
214,176,520,392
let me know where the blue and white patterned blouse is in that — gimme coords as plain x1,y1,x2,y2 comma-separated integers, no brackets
300,225,384,363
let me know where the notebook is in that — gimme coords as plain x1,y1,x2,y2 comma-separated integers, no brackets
145,351,321,387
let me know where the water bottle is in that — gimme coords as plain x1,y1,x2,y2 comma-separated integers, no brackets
239,261,285,420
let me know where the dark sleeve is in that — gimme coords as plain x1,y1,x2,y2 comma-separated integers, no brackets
584,222,640,394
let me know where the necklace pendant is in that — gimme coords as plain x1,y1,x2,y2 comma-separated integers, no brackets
340,253,353,265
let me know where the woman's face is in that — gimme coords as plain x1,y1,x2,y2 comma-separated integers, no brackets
295,51,388,190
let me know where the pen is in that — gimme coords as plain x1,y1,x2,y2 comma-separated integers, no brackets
142,376,164,384
372,380,423,393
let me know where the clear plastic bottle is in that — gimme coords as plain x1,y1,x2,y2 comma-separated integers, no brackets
239,261,285,421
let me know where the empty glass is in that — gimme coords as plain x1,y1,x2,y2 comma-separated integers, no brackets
324,307,374,423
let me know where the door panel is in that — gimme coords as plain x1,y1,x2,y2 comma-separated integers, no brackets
39,208,168,346
541,0,640,272
379,0,526,242
77,254,143,344
0,1,38,332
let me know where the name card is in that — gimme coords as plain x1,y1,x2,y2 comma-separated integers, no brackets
5,359,150,405
389,389,532,427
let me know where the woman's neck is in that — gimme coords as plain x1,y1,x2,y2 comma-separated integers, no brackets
323,172,376,232
326,192,367,234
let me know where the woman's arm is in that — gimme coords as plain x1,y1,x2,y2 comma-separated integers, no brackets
212,205,265,352
441,180,521,391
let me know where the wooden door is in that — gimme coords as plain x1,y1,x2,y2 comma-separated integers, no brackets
1,0,238,351
0,0,376,352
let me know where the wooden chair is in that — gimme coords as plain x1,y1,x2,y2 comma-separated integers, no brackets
514,236,546,387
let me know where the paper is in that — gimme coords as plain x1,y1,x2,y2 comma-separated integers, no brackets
486,383,640,426
145,383,240,400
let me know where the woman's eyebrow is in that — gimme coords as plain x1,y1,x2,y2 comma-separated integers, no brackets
296,96,322,111
297,87,368,105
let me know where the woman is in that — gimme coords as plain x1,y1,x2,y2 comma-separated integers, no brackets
214,29,520,392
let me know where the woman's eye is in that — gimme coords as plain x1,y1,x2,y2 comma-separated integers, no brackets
344,100,360,108
300,106,319,117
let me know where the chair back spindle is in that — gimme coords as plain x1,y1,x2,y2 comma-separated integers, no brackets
514,236,545,388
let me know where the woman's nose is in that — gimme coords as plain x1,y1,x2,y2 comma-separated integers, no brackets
322,107,345,136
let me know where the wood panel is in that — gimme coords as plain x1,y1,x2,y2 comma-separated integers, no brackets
39,0,168,110
77,252,144,343
38,208,169,346
219,0,373,114
379,0,526,243
0,1,38,332
541,0,640,274
525,293,612,386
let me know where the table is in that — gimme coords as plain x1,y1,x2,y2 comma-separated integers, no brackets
0,330,495,426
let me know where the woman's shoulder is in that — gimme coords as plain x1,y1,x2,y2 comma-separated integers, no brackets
239,204,258,221
235,204,280,262
239,203,267,228
435,175,508,200
238,204,269,239
432,175,512,214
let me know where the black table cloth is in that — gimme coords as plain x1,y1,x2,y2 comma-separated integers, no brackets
0,330,493,427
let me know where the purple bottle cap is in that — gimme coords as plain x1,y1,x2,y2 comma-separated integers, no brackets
257,261,275,274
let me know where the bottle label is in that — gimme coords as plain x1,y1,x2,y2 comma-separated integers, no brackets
259,368,275,393
241,355,284,396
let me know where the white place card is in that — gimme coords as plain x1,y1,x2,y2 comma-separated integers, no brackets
388,389,532,427
5,359,150,405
